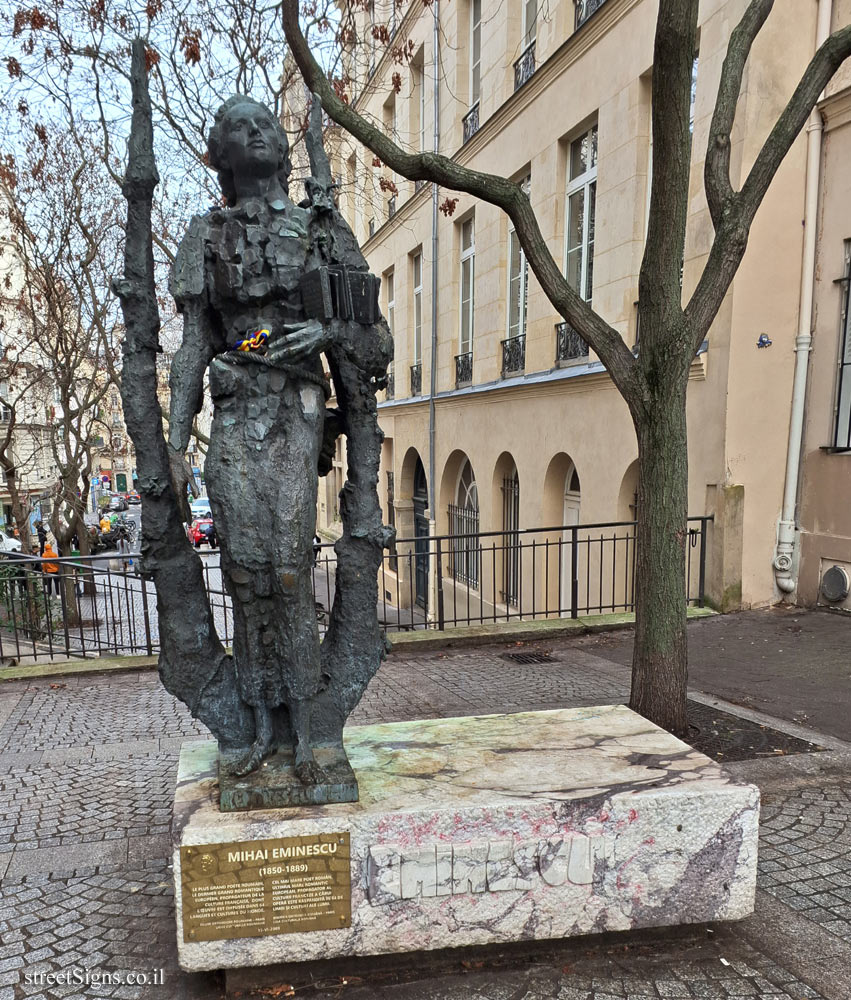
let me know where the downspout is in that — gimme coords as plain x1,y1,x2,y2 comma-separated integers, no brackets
428,0,440,615
773,0,831,595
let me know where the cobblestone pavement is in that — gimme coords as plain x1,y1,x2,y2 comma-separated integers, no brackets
759,786,851,942
0,609,848,999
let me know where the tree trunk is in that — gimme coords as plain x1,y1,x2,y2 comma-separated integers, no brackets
629,376,690,737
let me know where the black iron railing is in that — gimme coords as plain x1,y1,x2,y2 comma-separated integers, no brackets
463,103,480,143
0,517,711,658
514,41,536,90
455,351,473,387
414,178,428,194
388,196,396,219
385,369,395,399
556,321,589,363
410,363,422,397
501,335,526,376
342,516,712,633
575,0,608,30
368,217,376,238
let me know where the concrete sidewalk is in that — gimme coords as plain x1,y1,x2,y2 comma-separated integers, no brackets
0,607,848,1000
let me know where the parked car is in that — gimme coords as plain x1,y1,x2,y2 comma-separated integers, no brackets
187,517,217,548
190,498,212,519
125,493,141,505
0,534,22,553
108,495,128,512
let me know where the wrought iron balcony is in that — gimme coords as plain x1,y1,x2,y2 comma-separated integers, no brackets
385,370,395,399
501,335,526,376
514,41,536,91
575,0,608,30
455,351,473,387
368,217,376,238
555,321,589,363
462,103,480,144
410,363,422,397
387,195,396,219
414,178,428,194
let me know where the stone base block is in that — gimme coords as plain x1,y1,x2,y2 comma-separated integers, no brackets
173,706,759,972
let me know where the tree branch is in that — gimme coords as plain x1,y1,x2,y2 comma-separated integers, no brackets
281,3,642,406
688,22,851,344
705,0,774,229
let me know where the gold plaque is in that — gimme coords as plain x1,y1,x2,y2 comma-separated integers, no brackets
180,832,351,942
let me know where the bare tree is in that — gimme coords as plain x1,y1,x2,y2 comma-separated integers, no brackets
283,0,851,734
0,123,122,581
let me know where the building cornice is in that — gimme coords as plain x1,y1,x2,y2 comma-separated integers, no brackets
379,345,706,413
362,181,431,255
820,85,851,133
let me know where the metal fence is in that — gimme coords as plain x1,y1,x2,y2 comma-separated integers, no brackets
0,516,711,661
369,517,711,632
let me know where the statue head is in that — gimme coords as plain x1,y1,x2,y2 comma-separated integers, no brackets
208,96,292,206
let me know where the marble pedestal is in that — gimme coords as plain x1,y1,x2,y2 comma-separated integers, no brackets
173,706,759,972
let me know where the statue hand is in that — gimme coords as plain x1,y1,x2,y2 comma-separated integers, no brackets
267,320,333,364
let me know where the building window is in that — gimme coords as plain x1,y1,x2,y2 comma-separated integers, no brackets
449,459,480,588
411,52,426,153
412,251,423,365
386,269,395,396
501,466,520,607
834,241,851,449
470,0,481,108
565,123,597,303
508,176,531,342
522,0,537,48
459,217,475,359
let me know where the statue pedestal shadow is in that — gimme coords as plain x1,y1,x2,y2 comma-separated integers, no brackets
218,744,358,811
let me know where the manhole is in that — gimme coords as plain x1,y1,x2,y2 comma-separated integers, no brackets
686,700,824,763
500,651,559,665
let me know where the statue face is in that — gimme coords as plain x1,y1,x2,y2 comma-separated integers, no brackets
221,103,281,180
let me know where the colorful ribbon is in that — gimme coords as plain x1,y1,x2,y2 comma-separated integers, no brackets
232,328,270,352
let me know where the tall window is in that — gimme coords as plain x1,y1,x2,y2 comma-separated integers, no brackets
449,459,480,587
460,217,475,356
470,0,481,107
501,465,520,607
522,0,537,48
834,241,851,449
386,269,395,392
565,123,598,302
508,175,531,341
412,251,423,364
411,52,426,152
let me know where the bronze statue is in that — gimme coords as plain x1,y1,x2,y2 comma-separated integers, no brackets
116,40,392,809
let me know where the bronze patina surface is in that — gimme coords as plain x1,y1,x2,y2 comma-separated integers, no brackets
218,743,357,811
181,832,351,942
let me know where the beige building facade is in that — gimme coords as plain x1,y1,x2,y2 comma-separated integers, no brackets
317,0,850,618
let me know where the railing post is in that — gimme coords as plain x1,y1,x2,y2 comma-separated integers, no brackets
571,525,579,619
141,574,154,655
698,517,708,608
435,536,445,631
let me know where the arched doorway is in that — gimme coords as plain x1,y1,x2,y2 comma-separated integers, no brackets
413,457,429,609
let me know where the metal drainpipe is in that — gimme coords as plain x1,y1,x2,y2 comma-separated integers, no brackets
773,0,832,595
428,0,440,617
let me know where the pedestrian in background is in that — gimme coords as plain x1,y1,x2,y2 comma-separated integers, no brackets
35,520,46,556
41,542,60,595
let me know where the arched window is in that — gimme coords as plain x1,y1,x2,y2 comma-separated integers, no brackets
501,464,520,606
449,459,479,587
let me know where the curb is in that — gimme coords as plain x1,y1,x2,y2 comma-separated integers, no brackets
0,608,716,682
